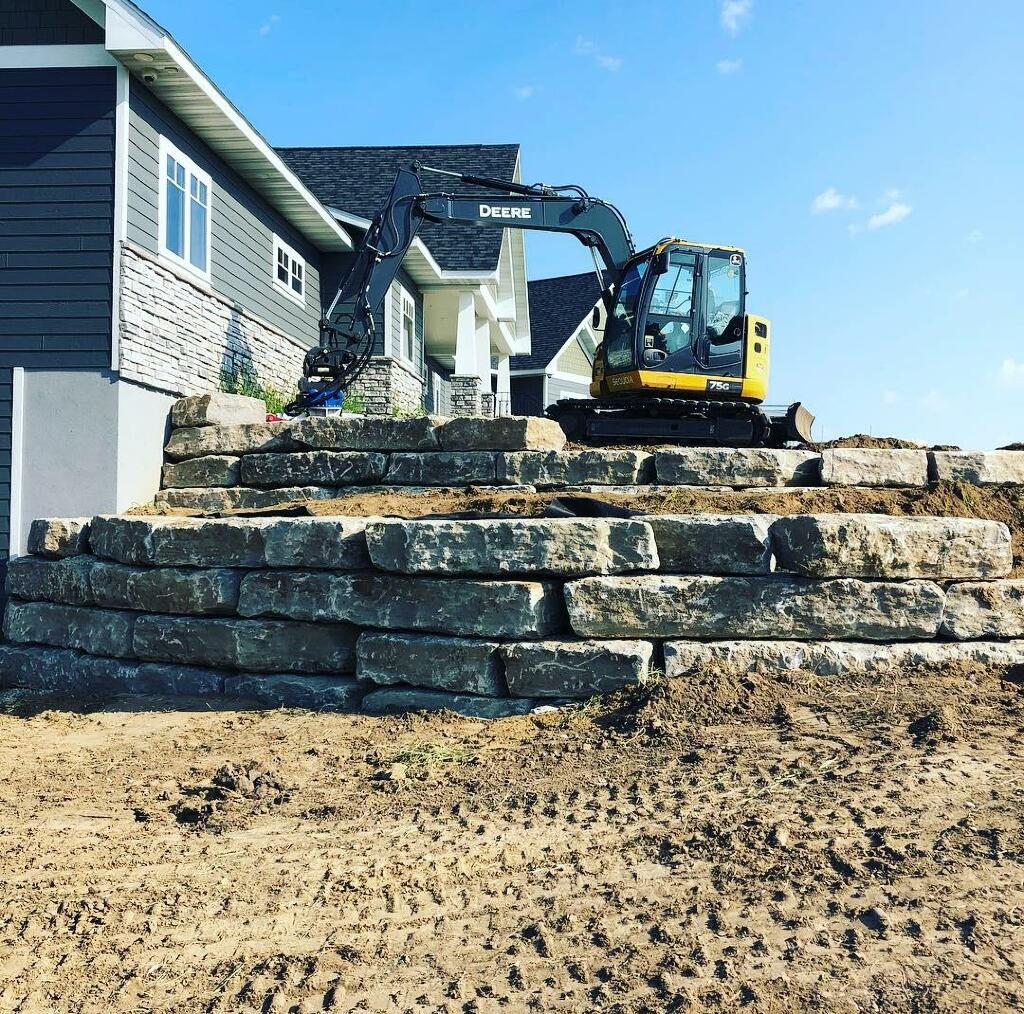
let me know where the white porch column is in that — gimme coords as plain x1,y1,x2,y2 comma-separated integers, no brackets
495,355,511,417
453,291,477,376
475,319,494,417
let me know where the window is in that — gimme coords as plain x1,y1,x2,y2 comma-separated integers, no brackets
603,260,647,371
272,235,306,304
385,282,417,364
159,137,211,280
401,290,415,362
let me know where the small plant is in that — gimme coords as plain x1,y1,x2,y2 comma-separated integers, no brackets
387,741,473,769
391,403,425,419
343,392,366,414
219,366,295,415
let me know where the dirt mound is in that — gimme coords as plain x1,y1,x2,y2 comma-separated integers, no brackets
804,434,925,450
999,442,1024,451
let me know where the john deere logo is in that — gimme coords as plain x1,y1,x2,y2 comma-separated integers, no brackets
479,205,532,219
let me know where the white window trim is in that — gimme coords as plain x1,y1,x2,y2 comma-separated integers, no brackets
384,281,417,366
157,135,212,283
271,234,307,306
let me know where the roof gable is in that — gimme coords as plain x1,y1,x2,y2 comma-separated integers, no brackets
513,271,604,371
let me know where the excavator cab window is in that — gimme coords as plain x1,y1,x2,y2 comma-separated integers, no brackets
604,259,647,371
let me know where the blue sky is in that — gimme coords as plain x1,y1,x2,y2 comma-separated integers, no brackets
145,0,1024,447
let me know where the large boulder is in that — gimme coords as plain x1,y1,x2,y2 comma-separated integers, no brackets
771,514,1012,579
642,514,775,574
499,450,653,486
361,686,536,719
6,555,94,605
365,518,658,575
223,673,367,710
88,560,242,615
942,580,1024,639
27,517,91,558
438,416,566,452
286,414,440,451
154,485,342,512
161,455,241,488
357,632,504,695
501,639,654,698
4,600,136,657
663,639,1024,677
386,451,498,485
171,392,266,428
164,422,295,461
820,448,928,487
132,615,359,673
238,570,567,638
240,451,387,487
655,448,820,487
564,574,945,641
930,450,1024,485
262,517,373,569
90,516,271,568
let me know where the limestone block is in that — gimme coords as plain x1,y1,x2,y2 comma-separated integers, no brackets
663,639,1024,678
500,450,653,487
91,516,271,568
4,600,136,657
161,455,240,489
6,555,93,605
438,416,566,452
240,451,387,487
224,673,367,710
27,517,91,557
89,560,242,615
502,639,654,698
386,451,498,485
132,614,359,673
930,450,1024,485
286,415,439,451
164,422,295,461
262,517,372,569
772,514,1012,579
643,514,775,574
238,570,566,638
820,448,928,487
564,575,945,641
357,632,504,695
154,486,342,512
171,392,266,428
361,687,536,719
655,448,820,487
365,518,658,576
942,580,1024,639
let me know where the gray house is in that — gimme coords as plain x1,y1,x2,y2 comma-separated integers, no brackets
0,0,531,572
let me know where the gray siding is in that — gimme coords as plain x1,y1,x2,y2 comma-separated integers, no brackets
126,81,322,345
0,0,103,46
0,65,114,368
425,356,452,414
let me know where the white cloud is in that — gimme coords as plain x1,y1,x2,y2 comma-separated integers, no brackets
954,287,970,300
867,200,912,230
997,359,1024,390
512,85,536,100
919,389,946,412
259,14,280,35
573,36,623,72
721,0,753,34
812,187,857,214
966,228,984,244
596,54,623,71
716,58,743,75
882,390,900,405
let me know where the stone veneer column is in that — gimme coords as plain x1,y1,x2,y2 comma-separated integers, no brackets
450,375,482,417
344,357,425,416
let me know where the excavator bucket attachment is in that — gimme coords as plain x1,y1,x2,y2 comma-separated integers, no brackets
767,402,815,445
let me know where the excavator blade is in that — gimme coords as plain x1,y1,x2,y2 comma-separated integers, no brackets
766,402,815,445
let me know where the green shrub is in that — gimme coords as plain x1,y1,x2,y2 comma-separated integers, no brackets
219,366,296,415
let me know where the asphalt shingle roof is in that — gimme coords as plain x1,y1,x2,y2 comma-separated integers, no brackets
275,144,521,272
512,271,605,371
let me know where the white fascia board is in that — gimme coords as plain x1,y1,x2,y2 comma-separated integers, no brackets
509,368,548,377
0,44,115,67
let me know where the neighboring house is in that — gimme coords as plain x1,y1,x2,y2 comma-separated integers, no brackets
0,0,531,569
509,272,603,416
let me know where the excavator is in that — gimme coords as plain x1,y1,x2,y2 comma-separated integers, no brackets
286,164,814,446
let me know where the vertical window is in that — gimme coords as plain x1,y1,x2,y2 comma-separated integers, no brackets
386,282,417,364
272,235,306,304
401,291,415,362
159,138,211,280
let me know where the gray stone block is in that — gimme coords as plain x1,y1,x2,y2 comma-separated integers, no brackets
91,516,271,568
564,575,945,641
930,450,1024,485
171,392,266,428
438,416,566,452
224,673,367,710
357,632,504,695
89,560,242,615
642,514,775,574
238,570,567,638
164,422,296,461
361,687,536,719
820,448,928,487
286,415,439,451
500,450,654,486
772,514,1012,579
161,455,241,488
655,448,820,487
501,639,654,698
386,451,498,485
262,517,373,569
365,518,659,576
27,517,91,557
6,555,94,605
154,485,342,512
132,614,359,673
4,600,136,657
240,451,388,487
942,580,1024,640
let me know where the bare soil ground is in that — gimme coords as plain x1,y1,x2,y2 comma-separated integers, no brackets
2,662,1023,1013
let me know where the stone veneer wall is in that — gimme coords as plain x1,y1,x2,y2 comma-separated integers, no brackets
118,244,310,397
344,356,424,417
450,375,486,417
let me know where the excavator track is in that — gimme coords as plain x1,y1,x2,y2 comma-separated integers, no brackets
547,397,814,447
